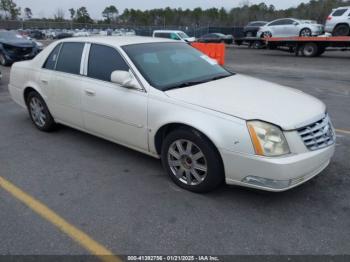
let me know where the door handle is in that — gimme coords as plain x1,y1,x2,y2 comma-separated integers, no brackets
85,89,96,96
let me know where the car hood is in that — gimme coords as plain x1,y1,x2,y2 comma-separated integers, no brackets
165,74,325,130
184,37,196,42
1,38,34,48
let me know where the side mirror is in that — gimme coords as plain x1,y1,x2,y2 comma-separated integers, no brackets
293,22,299,26
111,70,141,90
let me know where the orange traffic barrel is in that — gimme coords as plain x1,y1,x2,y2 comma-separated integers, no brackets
191,43,225,65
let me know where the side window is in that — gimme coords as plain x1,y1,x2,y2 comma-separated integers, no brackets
284,19,295,25
332,9,347,16
156,33,170,39
43,43,61,70
269,20,283,26
88,44,129,82
170,33,180,40
55,42,85,75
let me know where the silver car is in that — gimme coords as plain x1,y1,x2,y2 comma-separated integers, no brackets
325,6,350,36
257,18,324,38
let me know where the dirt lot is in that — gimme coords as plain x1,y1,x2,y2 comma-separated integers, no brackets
0,45,349,256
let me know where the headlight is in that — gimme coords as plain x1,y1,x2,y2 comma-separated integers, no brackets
247,121,290,157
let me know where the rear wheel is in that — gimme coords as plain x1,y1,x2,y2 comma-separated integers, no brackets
302,43,319,57
333,24,350,36
26,91,57,132
300,28,312,37
161,128,224,193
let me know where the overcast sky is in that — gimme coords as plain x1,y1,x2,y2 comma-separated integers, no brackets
15,0,310,19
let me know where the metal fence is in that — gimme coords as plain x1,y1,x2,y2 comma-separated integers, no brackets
0,20,244,38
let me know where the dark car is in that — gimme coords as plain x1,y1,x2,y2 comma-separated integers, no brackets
244,21,268,37
29,30,46,40
56,32,73,39
0,31,41,66
197,33,233,44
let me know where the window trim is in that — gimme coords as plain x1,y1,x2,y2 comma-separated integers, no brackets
42,42,63,71
81,42,146,93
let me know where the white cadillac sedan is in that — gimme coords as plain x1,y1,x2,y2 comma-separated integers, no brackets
9,37,335,193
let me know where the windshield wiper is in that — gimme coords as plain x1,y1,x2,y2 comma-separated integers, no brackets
164,74,233,91
164,80,208,91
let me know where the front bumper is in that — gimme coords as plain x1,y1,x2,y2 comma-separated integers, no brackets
3,49,38,63
325,25,335,33
221,144,335,192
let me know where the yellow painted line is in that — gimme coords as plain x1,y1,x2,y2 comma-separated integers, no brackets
0,176,121,262
335,129,350,135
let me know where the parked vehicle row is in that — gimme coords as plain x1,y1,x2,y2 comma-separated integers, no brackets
152,30,233,44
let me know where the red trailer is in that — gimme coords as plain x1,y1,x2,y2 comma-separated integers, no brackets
265,36,350,57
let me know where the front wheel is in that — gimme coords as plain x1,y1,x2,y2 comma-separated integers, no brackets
161,128,224,193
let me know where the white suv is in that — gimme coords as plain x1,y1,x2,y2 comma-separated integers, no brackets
325,6,350,36
152,30,196,42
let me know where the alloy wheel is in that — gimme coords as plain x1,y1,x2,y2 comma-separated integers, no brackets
29,97,47,127
300,29,312,37
167,139,207,186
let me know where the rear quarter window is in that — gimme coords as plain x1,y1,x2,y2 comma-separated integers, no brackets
43,43,61,70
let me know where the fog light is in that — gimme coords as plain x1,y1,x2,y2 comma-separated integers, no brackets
242,176,291,190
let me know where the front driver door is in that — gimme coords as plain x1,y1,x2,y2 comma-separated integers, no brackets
80,44,148,151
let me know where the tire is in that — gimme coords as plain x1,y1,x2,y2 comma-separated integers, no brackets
299,28,312,37
0,52,10,66
161,128,224,193
302,43,319,57
26,91,57,132
253,40,265,49
333,24,350,36
316,46,326,56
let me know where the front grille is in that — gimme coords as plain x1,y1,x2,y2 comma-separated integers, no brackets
3,44,33,56
298,115,335,151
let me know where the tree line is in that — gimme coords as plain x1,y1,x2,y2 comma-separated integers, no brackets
0,0,350,26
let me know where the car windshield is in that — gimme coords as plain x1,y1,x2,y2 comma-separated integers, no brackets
123,42,232,91
178,32,190,39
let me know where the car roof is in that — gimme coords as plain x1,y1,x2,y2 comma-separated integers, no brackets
335,6,350,9
58,36,177,46
249,21,268,24
153,30,184,33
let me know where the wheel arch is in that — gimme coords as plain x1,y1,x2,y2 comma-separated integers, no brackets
23,85,45,106
333,23,350,33
154,122,221,157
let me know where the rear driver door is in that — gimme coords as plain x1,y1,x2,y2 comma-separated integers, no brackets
50,42,86,128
